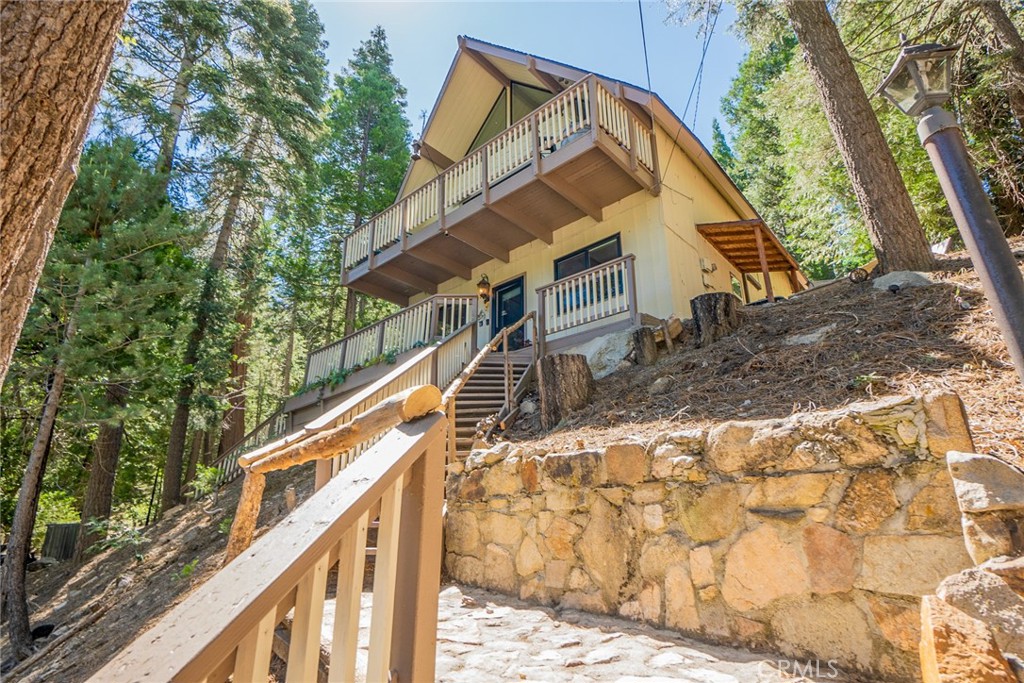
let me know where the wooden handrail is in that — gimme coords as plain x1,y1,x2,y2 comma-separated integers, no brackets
90,413,447,683
534,253,636,295
225,385,441,564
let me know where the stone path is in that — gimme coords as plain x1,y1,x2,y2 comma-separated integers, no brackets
321,584,855,682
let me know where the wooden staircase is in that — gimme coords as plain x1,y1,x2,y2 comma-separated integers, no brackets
453,356,530,456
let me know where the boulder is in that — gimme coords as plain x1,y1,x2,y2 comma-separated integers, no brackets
984,556,1024,600
962,512,1021,565
603,444,647,486
872,271,932,291
922,392,974,457
563,329,632,380
937,567,1024,658
919,595,1016,683
947,451,1024,513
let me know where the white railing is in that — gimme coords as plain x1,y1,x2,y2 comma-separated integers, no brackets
342,76,656,274
445,149,484,211
537,253,639,343
304,294,475,386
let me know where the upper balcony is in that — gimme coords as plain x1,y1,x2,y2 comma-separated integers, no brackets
341,75,660,305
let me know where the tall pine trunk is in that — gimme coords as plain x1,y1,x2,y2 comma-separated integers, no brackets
155,41,195,192
2,276,84,659
782,0,935,272
162,125,260,513
281,306,297,395
73,381,128,562
0,0,128,387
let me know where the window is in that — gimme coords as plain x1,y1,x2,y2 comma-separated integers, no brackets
554,235,622,280
467,90,508,154
553,235,623,313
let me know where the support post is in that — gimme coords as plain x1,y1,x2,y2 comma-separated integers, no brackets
626,255,640,326
919,106,1024,386
754,226,775,303
537,292,547,358
438,174,446,231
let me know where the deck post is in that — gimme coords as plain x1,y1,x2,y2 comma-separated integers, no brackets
400,201,409,251
754,225,775,303
588,76,600,143
482,147,491,203
532,112,542,175
429,297,440,340
389,435,445,683
367,219,377,268
742,272,751,304
536,292,547,358
622,84,638,171
438,173,446,231
626,255,640,327
377,323,386,356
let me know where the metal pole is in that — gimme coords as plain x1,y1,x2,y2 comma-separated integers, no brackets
918,106,1024,386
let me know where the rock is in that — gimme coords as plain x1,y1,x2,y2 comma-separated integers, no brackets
937,567,1024,658
868,595,921,652
802,524,858,594
446,509,481,556
544,560,571,589
482,543,516,593
643,504,666,532
479,513,522,546
857,535,972,596
668,429,705,451
480,459,522,496
603,444,647,486
541,450,605,487
835,470,900,533
722,525,809,611
770,595,874,670
919,595,1017,682
638,534,688,581
564,329,633,379
577,497,629,607
677,484,743,544
520,457,541,492
26,557,58,572
632,482,667,504
651,443,700,480
783,322,837,346
984,556,1024,599
907,470,961,533
923,392,974,458
872,271,932,291
648,376,674,395
520,399,537,415
453,555,485,585
638,582,662,622
745,473,833,511
962,512,1020,565
665,562,699,631
542,517,580,560
689,546,715,588
947,451,1024,513
516,536,544,577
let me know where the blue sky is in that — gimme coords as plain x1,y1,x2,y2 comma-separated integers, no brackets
313,1,748,146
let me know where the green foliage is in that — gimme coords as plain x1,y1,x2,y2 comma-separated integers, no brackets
185,464,222,501
293,345,404,396
30,492,80,550
83,518,148,555
177,557,200,581
218,516,233,535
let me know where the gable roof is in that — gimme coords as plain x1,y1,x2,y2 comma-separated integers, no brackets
399,35,761,226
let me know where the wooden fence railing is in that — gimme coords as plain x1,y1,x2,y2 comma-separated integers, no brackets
342,75,655,271
212,408,288,488
304,294,475,385
536,253,638,355
89,410,448,683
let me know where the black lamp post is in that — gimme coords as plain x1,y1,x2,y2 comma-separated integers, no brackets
876,36,1024,386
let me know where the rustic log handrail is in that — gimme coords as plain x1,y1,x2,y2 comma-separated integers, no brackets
90,413,447,683
225,385,441,564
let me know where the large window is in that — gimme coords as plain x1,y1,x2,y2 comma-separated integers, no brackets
466,83,554,155
554,235,622,280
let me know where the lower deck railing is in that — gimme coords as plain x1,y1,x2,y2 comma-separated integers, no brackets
89,412,448,683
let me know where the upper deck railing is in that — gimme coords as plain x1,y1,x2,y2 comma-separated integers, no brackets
342,75,656,271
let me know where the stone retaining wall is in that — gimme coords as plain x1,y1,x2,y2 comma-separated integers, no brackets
444,392,977,680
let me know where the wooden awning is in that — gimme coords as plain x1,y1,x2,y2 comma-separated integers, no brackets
696,218,806,301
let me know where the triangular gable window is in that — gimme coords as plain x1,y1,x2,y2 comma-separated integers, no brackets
466,83,553,155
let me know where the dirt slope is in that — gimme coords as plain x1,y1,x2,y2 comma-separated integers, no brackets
510,239,1024,467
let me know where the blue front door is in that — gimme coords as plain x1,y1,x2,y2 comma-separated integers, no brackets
491,276,525,349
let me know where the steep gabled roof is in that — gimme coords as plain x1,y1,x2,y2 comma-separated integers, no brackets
399,36,762,226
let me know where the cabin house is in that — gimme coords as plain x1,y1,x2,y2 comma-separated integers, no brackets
214,36,807,484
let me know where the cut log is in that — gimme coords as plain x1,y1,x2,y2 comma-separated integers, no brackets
248,385,441,474
224,471,266,566
538,354,593,430
632,326,658,366
690,293,741,348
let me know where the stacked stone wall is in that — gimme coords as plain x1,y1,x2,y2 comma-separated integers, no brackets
444,392,976,680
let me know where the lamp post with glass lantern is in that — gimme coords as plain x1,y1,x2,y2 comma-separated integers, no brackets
876,36,1024,386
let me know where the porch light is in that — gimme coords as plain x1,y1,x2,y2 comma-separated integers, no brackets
874,34,957,117
477,275,491,305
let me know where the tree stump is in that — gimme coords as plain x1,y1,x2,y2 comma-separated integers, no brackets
632,326,658,366
690,293,741,348
538,354,593,430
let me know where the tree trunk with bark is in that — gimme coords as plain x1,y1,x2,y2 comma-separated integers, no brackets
0,0,128,387
782,0,934,273
631,326,659,366
162,124,260,513
73,382,129,562
538,354,593,430
3,297,82,659
977,0,1024,127
156,43,195,184
690,292,741,348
